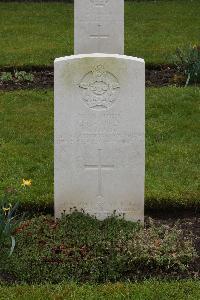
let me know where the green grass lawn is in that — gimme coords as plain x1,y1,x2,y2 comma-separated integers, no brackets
0,1,199,67
0,281,199,300
0,87,199,211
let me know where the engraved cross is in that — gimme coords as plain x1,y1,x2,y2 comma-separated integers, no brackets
84,149,114,197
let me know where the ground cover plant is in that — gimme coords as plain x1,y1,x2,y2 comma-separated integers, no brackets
0,280,199,300
0,212,197,284
0,87,199,212
0,71,34,83
0,1,199,67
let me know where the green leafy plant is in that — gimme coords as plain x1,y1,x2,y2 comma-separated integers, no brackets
0,72,12,82
0,71,34,83
14,71,34,82
0,194,19,256
2,213,197,284
175,45,200,86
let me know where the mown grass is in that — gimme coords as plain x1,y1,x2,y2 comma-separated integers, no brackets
146,87,200,209
0,1,199,67
0,87,199,211
0,90,53,211
0,281,200,300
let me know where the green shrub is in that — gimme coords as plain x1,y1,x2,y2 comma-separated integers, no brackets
175,45,200,86
0,72,12,82
14,71,34,82
0,71,34,82
1,213,197,284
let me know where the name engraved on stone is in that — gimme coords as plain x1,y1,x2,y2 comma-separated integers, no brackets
84,149,114,197
79,65,120,110
90,0,109,7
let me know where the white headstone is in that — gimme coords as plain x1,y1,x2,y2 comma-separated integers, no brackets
54,54,145,222
74,0,124,54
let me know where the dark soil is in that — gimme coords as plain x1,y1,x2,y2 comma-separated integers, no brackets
0,272,18,285
0,66,186,91
0,69,54,91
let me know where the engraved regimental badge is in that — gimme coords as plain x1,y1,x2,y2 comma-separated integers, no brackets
79,65,120,110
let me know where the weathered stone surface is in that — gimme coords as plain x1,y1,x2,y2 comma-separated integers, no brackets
54,54,145,221
74,0,124,54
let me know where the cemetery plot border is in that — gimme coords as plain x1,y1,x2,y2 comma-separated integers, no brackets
0,66,186,91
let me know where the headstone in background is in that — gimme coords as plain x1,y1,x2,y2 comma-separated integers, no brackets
54,54,145,221
74,0,124,54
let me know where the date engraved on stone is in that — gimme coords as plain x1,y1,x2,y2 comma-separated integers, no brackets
90,0,109,7
79,65,120,110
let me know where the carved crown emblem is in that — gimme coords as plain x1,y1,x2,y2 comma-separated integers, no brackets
79,65,120,110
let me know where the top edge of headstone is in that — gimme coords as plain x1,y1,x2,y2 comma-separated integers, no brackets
54,53,144,64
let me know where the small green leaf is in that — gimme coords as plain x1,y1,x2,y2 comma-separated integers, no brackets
9,235,16,256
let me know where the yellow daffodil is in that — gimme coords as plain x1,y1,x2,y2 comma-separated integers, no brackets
3,207,10,212
21,179,32,187
2,203,12,214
